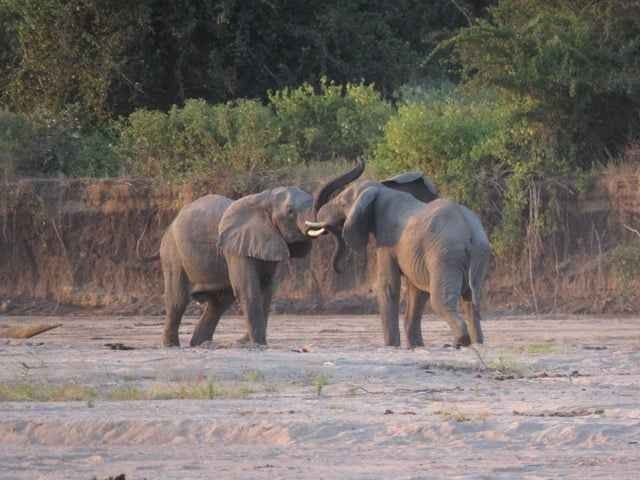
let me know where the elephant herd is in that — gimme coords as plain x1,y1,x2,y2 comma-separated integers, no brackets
144,162,491,350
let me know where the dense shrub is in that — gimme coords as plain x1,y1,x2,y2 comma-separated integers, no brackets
444,0,640,164
0,107,119,178
118,98,285,179
0,109,34,176
372,86,521,211
269,78,392,161
372,84,571,255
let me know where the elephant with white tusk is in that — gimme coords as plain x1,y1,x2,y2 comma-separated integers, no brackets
141,187,314,347
306,162,491,349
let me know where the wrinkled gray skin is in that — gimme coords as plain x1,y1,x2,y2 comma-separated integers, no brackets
155,188,313,347
306,164,491,348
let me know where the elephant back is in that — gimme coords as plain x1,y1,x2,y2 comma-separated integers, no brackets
171,194,233,291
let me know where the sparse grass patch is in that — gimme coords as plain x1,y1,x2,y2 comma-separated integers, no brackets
242,369,265,383
0,383,97,402
522,341,558,355
0,380,255,402
434,407,489,423
311,373,331,396
486,355,529,378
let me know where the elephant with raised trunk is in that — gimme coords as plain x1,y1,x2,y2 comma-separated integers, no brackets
144,187,313,347
304,163,491,348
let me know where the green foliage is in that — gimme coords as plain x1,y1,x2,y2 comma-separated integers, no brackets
312,373,330,396
445,0,640,163
270,78,392,161
0,0,478,119
118,98,284,179
1,0,139,121
610,243,640,288
0,109,34,176
0,107,120,178
372,85,521,211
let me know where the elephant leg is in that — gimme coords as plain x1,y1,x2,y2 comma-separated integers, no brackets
429,259,470,347
461,286,483,344
190,289,235,347
227,255,268,345
404,282,427,349
162,267,189,347
236,271,275,344
377,249,401,347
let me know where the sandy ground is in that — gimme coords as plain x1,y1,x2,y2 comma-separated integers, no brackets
0,313,639,480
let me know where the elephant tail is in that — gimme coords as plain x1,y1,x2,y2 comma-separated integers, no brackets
136,209,161,262
467,240,491,306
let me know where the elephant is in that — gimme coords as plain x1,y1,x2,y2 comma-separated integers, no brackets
304,162,491,348
142,187,313,347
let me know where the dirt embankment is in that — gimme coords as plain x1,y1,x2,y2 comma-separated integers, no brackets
0,174,639,315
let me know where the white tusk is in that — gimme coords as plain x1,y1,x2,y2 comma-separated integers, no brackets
305,220,325,228
306,227,326,238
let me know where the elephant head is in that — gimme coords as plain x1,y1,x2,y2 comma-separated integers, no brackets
306,166,444,272
304,161,374,272
219,187,313,261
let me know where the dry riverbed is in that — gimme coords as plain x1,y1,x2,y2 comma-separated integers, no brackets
1,313,639,479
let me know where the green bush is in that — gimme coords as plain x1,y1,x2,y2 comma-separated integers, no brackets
0,107,119,178
118,98,286,180
444,0,640,165
610,242,640,290
0,109,35,176
269,77,392,161
372,86,520,211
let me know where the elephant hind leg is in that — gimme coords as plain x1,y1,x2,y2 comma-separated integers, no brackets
429,261,469,347
461,286,483,344
404,282,427,349
190,289,235,347
162,268,189,347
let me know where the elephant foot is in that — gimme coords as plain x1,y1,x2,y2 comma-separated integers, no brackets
162,336,180,348
190,336,211,347
406,335,425,349
454,333,471,348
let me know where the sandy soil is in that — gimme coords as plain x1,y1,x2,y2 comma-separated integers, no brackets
0,313,639,480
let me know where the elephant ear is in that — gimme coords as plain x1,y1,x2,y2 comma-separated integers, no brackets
343,187,378,250
381,172,439,204
218,192,289,262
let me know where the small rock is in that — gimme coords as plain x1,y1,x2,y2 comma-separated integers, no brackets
384,409,394,415
0,300,11,313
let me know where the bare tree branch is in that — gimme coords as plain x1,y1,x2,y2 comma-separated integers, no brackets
449,0,473,27
623,223,640,239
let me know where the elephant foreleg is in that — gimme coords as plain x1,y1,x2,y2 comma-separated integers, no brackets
190,289,235,347
236,274,274,345
377,249,401,347
227,256,268,345
404,282,427,349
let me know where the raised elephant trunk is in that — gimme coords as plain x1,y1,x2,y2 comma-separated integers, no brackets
313,160,365,213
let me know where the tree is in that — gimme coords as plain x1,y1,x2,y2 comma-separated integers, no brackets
444,0,640,164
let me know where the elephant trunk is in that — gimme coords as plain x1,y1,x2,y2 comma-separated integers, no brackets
313,160,365,213
331,231,347,274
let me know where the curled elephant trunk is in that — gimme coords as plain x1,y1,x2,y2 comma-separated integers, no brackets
331,231,347,274
313,160,365,213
